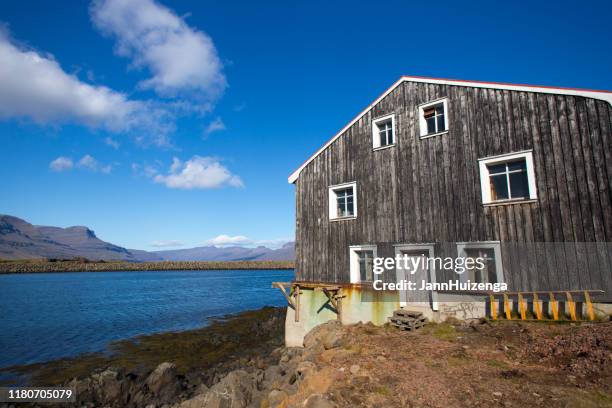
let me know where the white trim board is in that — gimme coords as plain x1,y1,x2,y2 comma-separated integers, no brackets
288,76,612,184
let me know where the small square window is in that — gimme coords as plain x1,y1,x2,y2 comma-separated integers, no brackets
419,99,449,138
329,182,357,220
478,151,537,205
372,114,396,149
457,243,504,284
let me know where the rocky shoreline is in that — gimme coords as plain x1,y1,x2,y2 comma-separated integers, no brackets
0,260,294,274
2,308,611,407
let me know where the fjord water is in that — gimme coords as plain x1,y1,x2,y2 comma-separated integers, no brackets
0,269,294,368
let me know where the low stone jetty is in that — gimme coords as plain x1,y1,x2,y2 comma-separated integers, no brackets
0,260,294,274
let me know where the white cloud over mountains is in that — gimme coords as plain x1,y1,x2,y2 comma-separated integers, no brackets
204,234,291,249
90,0,226,103
205,235,251,246
151,156,243,189
150,240,184,248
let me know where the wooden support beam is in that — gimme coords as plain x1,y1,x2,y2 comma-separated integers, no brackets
294,285,300,323
489,294,497,320
336,288,343,321
322,288,338,310
273,282,295,309
584,291,596,321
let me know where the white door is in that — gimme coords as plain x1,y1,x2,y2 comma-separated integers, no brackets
397,249,430,307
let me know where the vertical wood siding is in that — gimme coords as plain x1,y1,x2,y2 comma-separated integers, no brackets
294,81,612,299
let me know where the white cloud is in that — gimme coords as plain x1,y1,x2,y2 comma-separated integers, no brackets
49,156,73,172
150,240,184,248
0,31,173,146
204,117,225,135
205,234,251,247
104,136,120,149
0,33,134,129
91,0,226,102
204,235,292,249
153,156,243,189
77,154,113,174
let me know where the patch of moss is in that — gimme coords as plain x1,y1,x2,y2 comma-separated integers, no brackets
375,385,391,396
2,307,284,386
428,323,458,341
486,359,509,369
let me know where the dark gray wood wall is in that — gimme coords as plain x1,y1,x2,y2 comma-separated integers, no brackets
294,81,612,299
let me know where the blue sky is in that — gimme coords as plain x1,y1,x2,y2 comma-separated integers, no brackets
0,0,610,251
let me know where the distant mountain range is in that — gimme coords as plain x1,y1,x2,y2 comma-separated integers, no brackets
0,215,294,262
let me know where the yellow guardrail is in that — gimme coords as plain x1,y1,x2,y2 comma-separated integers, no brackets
488,290,603,321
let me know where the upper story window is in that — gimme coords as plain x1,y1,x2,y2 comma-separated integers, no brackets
478,151,537,205
328,182,357,220
457,242,504,284
372,114,396,149
349,245,377,283
418,98,449,138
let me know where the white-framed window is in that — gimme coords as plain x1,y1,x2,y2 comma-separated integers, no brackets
456,242,504,284
478,150,537,205
418,98,449,138
328,182,357,220
349,245,377,283
372,114,396,149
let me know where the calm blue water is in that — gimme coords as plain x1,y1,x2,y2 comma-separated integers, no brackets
0,269,294,368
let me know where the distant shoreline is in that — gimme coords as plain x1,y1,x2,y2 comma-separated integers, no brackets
0,259,294,274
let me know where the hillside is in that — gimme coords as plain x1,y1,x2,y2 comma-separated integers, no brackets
0,215,294,262
154,242,294,262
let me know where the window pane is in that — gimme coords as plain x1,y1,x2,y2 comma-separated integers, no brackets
435,104,444,115
346,197,354,215
486,258,498,284
423,108,435,118
437,114,445,131
464,248,497,284
487,163,506,174
508,160,527,171
358,250,374,282
426,117,436,134
509,171,529,198
490,174,509,200
337,197,346,216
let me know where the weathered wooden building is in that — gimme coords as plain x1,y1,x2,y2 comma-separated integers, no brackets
279,76,612,345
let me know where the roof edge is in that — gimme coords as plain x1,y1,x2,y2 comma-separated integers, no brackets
288,76,612,184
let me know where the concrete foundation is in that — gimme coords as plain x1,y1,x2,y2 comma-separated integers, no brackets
283,287,612,347
284,286,399,347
